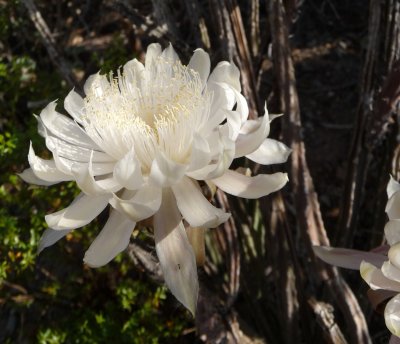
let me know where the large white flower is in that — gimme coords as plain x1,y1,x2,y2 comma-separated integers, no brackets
314,176,400,339
20,43,290,315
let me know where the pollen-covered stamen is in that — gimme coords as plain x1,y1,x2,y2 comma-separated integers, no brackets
82,56,211,169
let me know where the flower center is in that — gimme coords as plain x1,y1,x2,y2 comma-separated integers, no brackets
82,57,210,170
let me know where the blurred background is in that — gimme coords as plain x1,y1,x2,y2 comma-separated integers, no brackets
0,0,399,343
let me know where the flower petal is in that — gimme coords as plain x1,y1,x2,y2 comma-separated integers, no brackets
382,261,400,283
154,189,198,315
25,142,72,183
38,228,72,253
18,168,56,186
235,106,270,158
64,89,85,124
83,210,136,267
388,175,400,199
389,243,400,269
40,101,98,149
161,43,179,63
385,220,400,246
246,138,292,165
110,186,162,222
313,245,386,270
212,170,288,199
113,148,144,190
45,193,109,230
145,43,162,66
360,261,400,292
208,61,241,91
172,177,230,228
386,191,400,220
188,48,210,89
188,133,211,172
149,151,187,187
385,294,400,337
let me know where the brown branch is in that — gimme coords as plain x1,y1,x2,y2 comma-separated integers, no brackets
22,0,78,89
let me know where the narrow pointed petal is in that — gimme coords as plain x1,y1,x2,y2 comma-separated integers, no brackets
84,210,136,267
45,193,109,230
389,243,400,269
212,170,288,199
27,142,72,182
208,61,241,91
84,73,110,97
360,261,400,292
188,134,211,172
386,192,400,220
18,168,56,186
385,220,400,246
149,151,187,187
40,102,98,149
385,294,400,337
46,136,114,163
172,177,230,228
161,43,179,62
38,228,72,253
113,148,144,190
246,138,292,165
388,175,400,199
64,89,85,124
313,246,387,270
382,261,400,283
110,186,162,222
188,49,210,89
154,189,198,315
145,43,162,66
235,108,270,158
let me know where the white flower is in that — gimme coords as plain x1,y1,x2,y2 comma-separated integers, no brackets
20,43,290,315
314,176,400,339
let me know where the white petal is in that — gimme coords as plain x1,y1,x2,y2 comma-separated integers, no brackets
145,43,162,66
246,138,292,165
389,243,400,269
313,245,386,270
383,261,400,283
208,61,241,91
360,261,400,292
386,192,400,220
46,136,114,163
172,177,230,228
40,101,98,149
113,148,144,190
123,59,145,89
64,89,85,124
161,43,179,63
388,175,400,199
154,189,198,315
27,142,72,183
149,151,187,187
84,73,110,97
188,134,211,172
235,107,270,158
18,168,55,186
110,186,161,222
71,156,116,195
188,49,210,89
386,220,400,246
83,210,136,267
226,110,242,141
385,294,400,337
212,170,288,199
45,193,109,230
38,228,72,253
